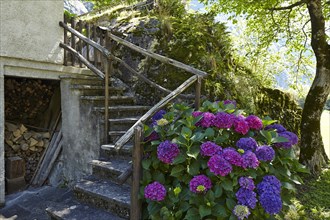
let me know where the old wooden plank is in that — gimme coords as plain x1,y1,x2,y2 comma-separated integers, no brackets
78,20,83,68
115,75,198,151
86,23,90,62
63,14,68,66
103,30,207,77
195,76,202,110
59,43,105,79
71,17,76,66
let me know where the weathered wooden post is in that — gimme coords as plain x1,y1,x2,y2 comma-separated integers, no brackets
131,125,143,220
63,14,68,66
70,17,76,66
195,76,202,110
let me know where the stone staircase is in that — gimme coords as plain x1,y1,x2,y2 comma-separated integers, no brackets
46,75,150,219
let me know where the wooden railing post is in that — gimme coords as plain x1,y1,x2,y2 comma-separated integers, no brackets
195,76,202,110
78,20,83,68
131,125,143,220
86,23,90,62
70,17,76,66
104,59,109,144
63,14,68,66
93,25,99,69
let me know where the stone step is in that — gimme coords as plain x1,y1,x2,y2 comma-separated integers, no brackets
70,85,125,96
95,105,151,119
109,117,140,131
80,96,135,106
60,75,113,85
46,197,124,220
90,159,131,184
109,131,129,143
74,178,130,219
100,144,133,159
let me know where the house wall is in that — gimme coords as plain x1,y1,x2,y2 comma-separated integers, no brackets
0,0,63,63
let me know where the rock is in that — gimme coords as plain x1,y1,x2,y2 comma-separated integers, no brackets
64,0,89,15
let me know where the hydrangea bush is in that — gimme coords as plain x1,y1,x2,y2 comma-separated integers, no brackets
141,100,308,219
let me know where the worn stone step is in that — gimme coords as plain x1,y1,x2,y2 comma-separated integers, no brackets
95,105,151,118
108,131,129,143
74,178,130,219
80,96,135,105
46,198,124,220
100,144,133,159
90,159,131,184
60,75,112,85
70,85,125,96
109,117,140,131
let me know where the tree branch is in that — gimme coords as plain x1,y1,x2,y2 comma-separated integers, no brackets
270,0,307,11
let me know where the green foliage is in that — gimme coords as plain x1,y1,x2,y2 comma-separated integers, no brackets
141,100,307,219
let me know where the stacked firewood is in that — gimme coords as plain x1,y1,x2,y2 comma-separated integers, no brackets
4,122,50,182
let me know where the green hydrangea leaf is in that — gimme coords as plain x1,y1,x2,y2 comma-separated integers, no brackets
199,205,212,218
170,165,185,177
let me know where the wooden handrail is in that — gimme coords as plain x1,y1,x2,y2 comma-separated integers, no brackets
59,21,111,58
99,26,208,77
59,43,105,79
115,75,198,151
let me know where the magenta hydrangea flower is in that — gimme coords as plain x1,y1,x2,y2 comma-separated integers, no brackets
236,188,257,209
200,141,222,157
189,175,212,193
207,155,232,176
157,140,180,164
255,146,275,162
213,112,235,129
239,177,255,191
144,181,166,201
265,124,287,133
236,137,258,152
192,111,203,126
245,115,263,130
234,115,249,135
222,147,243,166
242,151,259,169
200,112,215,128
224,100,237,107
275,131,298,149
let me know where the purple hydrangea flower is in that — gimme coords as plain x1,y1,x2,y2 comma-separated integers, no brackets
200,141,222,157
157,140,180,164
213,112,235,129
236,137,258,152
239,177,255,190
192,111,203,126
224,100,237,107
265,124,287,133
245,115,263,130
234,115,249,135
152,110,166,123
222,148,243,166
257,175,281,195
275,131,299,149
207,155,232,176
200,112,215,128
259,192,282,214
236,188,257,209
242,151,259,169
189,175,212,193
144,131,159,142
233,205,250,220
144,181,166,201
255,146,275,162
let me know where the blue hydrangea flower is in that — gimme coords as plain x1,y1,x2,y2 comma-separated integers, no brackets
222,147,243,167
275,131,299,149
152,110,166,122
257,175,281,195
144,181,166,201
242,151,259,169
200,141,222,157
236,188,257,209
207,155,232,176
236,137,258,152
265,124,287,133
157,140,180,164
255,145,275,161
239,177,255,190
259,192,282,214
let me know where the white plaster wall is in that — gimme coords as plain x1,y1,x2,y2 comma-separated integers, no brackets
0,0,64,64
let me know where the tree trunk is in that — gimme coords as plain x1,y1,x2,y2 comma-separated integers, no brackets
299,0,330,175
